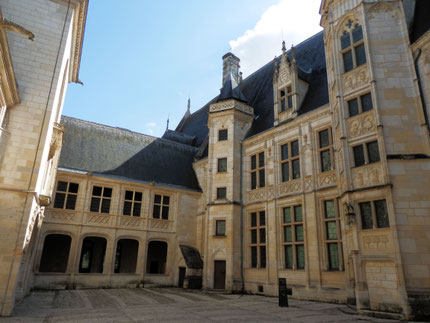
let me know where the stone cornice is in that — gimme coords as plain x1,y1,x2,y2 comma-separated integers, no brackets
70,0,88,84
209,99,254,116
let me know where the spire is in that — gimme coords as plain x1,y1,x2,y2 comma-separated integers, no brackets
187,98,191,114
291,44,296,63
282,40,286,54
218,52,247,103
166,114,170,131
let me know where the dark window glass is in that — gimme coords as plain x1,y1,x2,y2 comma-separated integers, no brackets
343,50,353,72
319,129,329,148
153,205,160,219
259,169,265,188
287,95,293,109
355,43,366,66
260,228,266,243
326,222,338,240
324,200,335,219
135,192,143,201
328,243,340,270
251,172,257,190
57,181,68,192
321,150,332,172
294,205,303,222
260,246,266,268
218,129,228,141
101,199,110,213
90,197,100,212
65,194,77,210
352,25,363,43
154,194,162,204
103,188,112,198
295,225,304,242
123,201,132,216
125,190,133,200
281,98,286,112
367,141,380,163
217,187,227,199
218,158,227,172
161,206,169,220
251,246,257,268
92,186,102,196
283,207,291,223
348,98,359,117
292,159,300,179
216,220,226,236
133,203,141,217
280,90,285,97
284,226,292,242
282,162,289,182
69,183,79,193
251,229,257,244
291,140,299,157
340,32,350,50
285,245,293,269
281,144,289,160
375,200,390,228
360,202,373,229
361,93,373,112
54,193,65,209
251,155,256,170
251,213,257,227
296,245,305,269
163,196,170,205
259,212,265,226
353,145,365,167
258,152,264,167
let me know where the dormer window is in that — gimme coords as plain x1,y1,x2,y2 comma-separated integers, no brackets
280,85,293,112
341,23,366,73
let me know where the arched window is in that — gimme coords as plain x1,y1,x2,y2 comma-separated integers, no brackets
79,237,107,273
114,239,139,273
39,234,71,273
340,20,366,73
146,241,168,274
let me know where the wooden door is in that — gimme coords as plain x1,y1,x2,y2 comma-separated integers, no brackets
178,267,186,288
214,260,226,290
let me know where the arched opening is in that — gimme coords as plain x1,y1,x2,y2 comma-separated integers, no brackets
39,234,71,273
146,241,168,274
114,239,139,273
79,237,106,273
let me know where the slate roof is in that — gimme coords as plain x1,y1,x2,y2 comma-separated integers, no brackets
59,116,200,190
176,31,328,153
409,0,430,43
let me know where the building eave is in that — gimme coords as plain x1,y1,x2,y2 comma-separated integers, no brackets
70,0,88,84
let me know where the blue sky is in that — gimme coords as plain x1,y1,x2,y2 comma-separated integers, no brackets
63,0,322,137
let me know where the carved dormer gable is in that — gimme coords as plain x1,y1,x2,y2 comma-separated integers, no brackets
273,42,309,126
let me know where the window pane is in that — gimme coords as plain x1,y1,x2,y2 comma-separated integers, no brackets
103,188,112,198
361,93,373,112
251,229,257,244
291,140,299,157
352,25,363,43
54,193,65,209
375,200,390,228
328,243,340,270
348,98,359,117
324,200,336,219
326,221,338,240
123,201,132,215
65,194,77,210
360,202,373,229
68,183,79,193
251,213,257,227
153,205,160,218
259,169,265,188
367,141,380,163
287,95,293,109
251,155,256,170
135,192,143,202
57,181,68,192
163,196,170,205
353,145,365,167
343,50,353,73
281,98,286,112
162,206,169,220
90,197,100,212
258,152,264,167
260,246,266,268
259,212,266,226
125,190,133,200
219,129,228,141
285,245,293,269
284,226,292,242
340,32,351,50
282,162,289,182
218,158,227,172
295,225,304,242
217,187,226,199
319,129,329,148
251,246,257,268
133,202,141,217
355,43,366,66
251,172,257,190
216,220,226,235
294,205,303,222
321,150,332,172
154,194,161,204
292,159,300,179
296,245,305,269
283,207,291,223
281,144,289,160
92,186,102,196
260,228,266,243
101,199,110,213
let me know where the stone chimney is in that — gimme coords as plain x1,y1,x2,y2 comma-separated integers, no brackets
222,52,240,86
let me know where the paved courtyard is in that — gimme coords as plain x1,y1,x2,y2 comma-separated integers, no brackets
1,288,400,322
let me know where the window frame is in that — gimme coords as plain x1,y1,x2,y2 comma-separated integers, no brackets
53,181,79,210
216,187,227,200
152,194,170,220
280,140,300,182
215,219,226,236
217,157,227,173
347,92,373,118
358,199,390,230
340,23,366,73
250,210,266,269
281,205,305,270
322,199,344,271
250,151,265,190
218,129,228,141
123,190,143,217
317,128,334,173
352,140,380,167
89,185,112,214
279,85,293,112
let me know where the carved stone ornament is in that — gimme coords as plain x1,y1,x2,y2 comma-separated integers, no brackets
317,171,337,188
342,65,369,93
247,188,266,203
120,216,143,228
347,111,376,139
279,180,301,196
351,162,384,189
367,2,400,20
363,234,389,249
87,213,110,225
150,219,170,230
210,99,253,115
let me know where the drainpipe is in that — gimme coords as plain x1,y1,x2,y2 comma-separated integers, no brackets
414,48,430,132
239,142,244,294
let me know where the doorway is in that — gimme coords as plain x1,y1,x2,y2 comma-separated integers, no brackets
178,267,186,288
214,260,226,290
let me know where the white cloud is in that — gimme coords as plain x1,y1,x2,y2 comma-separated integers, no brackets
229,0,322,76
146,122,157,127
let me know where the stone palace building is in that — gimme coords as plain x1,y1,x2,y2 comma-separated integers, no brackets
1,0,430,320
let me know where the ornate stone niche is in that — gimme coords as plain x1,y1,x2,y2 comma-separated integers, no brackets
347,110,376,140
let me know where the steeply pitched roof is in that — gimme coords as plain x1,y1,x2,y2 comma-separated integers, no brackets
177,31,328,148
59,116,201,190
409,0,430,43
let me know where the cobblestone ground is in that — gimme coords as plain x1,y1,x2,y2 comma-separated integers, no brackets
1,288,401,322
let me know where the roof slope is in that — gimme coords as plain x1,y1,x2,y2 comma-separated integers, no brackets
177,31,328,146
59,116,200,190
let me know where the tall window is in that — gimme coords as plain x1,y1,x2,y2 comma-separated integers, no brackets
251,152,265,189
359,199,390,229
318,129,334,173
281,140,300,182
153,194,170,220
282,205,305,269
323,200,343,270
218,129,228,141
217,158,227,173
341,23,366,73
348,93,373,117
215,220,226,236
123,190,142,217
90,186,112,214
353,140,380,167
53,181,79,210
250,211,266,268
280,85,293,112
